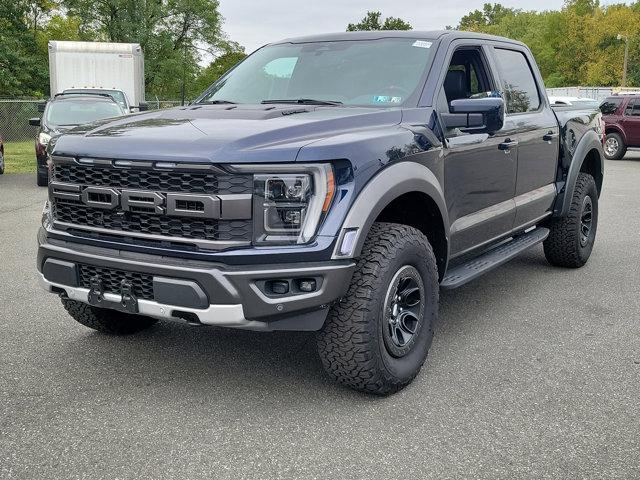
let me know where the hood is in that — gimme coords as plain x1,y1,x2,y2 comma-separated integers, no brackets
51,104,403,164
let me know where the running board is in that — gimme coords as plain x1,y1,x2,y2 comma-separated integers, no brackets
441,227,549,290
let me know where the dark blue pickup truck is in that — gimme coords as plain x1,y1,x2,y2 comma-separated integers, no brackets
38,31,604,394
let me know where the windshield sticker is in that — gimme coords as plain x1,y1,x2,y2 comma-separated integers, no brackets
373,96,402,104
412,40,432,49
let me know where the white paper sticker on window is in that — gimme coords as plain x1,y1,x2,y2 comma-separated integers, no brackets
412,40,432,49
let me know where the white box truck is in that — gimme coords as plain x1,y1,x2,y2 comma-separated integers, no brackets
48,41,145,111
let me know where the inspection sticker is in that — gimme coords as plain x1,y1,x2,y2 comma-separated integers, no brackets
373,96,403,104
412,40,432,49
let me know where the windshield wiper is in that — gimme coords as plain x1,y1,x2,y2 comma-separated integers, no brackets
261,98,343,106
197,100,237,105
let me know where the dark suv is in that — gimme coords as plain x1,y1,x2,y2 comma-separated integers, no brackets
38,31,604,394
29,94,126,186
599,94,640,159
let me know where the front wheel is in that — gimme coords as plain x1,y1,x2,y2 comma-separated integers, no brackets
37,170,48,187
316,223,439,395
544,173,598,268
62,298,158,334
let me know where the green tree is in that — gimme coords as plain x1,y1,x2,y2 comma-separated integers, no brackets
0,0,49,96
61,0,227,98
347,11,412,31
192,44,246,95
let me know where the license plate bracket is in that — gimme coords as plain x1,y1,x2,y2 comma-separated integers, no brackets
87,276,139,313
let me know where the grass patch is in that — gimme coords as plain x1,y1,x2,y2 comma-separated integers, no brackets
3,141,36,174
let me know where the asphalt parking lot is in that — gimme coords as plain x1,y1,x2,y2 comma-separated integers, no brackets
1,156,639,479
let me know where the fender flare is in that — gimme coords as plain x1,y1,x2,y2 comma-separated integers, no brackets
331,161,450,260
554,130,604,217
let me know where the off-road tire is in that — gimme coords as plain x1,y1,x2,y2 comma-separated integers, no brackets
37,170,48,186
604,132,626,160
544,173,598,268
61,298,158,334
317,222,439,395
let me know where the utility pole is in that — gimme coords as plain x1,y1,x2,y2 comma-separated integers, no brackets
617,34,629,87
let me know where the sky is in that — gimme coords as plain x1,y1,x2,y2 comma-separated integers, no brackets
218,0,566,53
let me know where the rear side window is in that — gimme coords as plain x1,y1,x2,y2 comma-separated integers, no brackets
494,48,541,114
600,97,623,115
624,99,640,116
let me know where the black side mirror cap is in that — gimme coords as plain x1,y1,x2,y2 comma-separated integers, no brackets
29,117,41,127
442,97,505,134
138,102,149,112
37,101,46,113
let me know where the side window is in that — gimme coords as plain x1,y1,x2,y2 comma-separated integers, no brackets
599,97,622,115
624,99,640,116
442,48,493,108
494,48,541,114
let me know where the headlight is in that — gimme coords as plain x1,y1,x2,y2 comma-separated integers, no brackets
38,132,52,146
230,164,335,245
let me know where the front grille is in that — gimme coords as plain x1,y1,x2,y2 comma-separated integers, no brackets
53,202,252,242
49,159,253,249
78,264,154,300
52,162,253,194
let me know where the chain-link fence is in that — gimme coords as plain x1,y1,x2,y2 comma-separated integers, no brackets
0,100,41,142
0,98,184,142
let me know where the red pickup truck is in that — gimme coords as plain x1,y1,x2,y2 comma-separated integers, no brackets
600,94,640,159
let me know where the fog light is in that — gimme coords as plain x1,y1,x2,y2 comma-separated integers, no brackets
297,278,317,293
268,280,290,295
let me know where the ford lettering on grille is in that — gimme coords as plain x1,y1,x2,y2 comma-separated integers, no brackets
50,181,225,219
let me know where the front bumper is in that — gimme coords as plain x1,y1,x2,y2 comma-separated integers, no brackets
38,229,355,331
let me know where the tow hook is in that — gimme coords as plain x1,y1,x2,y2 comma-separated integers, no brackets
86,276,139,314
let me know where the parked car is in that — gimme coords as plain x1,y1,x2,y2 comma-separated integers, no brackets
29,94,126,186
599,94,640,159
549,96,600,109
62,88,131,111
0,133,4,175
37,31,604,395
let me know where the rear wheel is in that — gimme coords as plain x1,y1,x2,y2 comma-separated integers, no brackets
61,298,158,334
543,173,598,268
603,132,626,160
0,151,4,174
316,222,438,395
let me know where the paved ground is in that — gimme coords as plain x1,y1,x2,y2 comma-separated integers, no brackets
1,156,639,480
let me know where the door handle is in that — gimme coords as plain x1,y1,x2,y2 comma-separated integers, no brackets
543,131,559,142
498,139,518,151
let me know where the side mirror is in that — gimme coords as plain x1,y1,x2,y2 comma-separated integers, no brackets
29,117,41,127
37,101,46,113
138,102,149,112
442,97,505,134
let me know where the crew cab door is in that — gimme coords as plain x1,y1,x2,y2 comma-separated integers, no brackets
621,98,640,146
436,44,517,257
491,47,559,228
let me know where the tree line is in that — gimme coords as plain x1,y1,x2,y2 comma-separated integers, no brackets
0,0,246,99
2,1,638,100
349,2,640,88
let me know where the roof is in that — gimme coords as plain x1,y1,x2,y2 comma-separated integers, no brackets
50,94,122,104
48,40,141,54
272,30,525,47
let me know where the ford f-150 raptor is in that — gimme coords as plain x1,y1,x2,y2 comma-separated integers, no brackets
37,31,604,394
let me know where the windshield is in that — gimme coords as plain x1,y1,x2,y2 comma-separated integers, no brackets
197,38,436,107
64,89,127,109
46,100,124,127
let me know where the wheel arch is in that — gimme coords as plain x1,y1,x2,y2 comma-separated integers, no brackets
604,125,626,144
332,161,450,279
554,130,604,217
